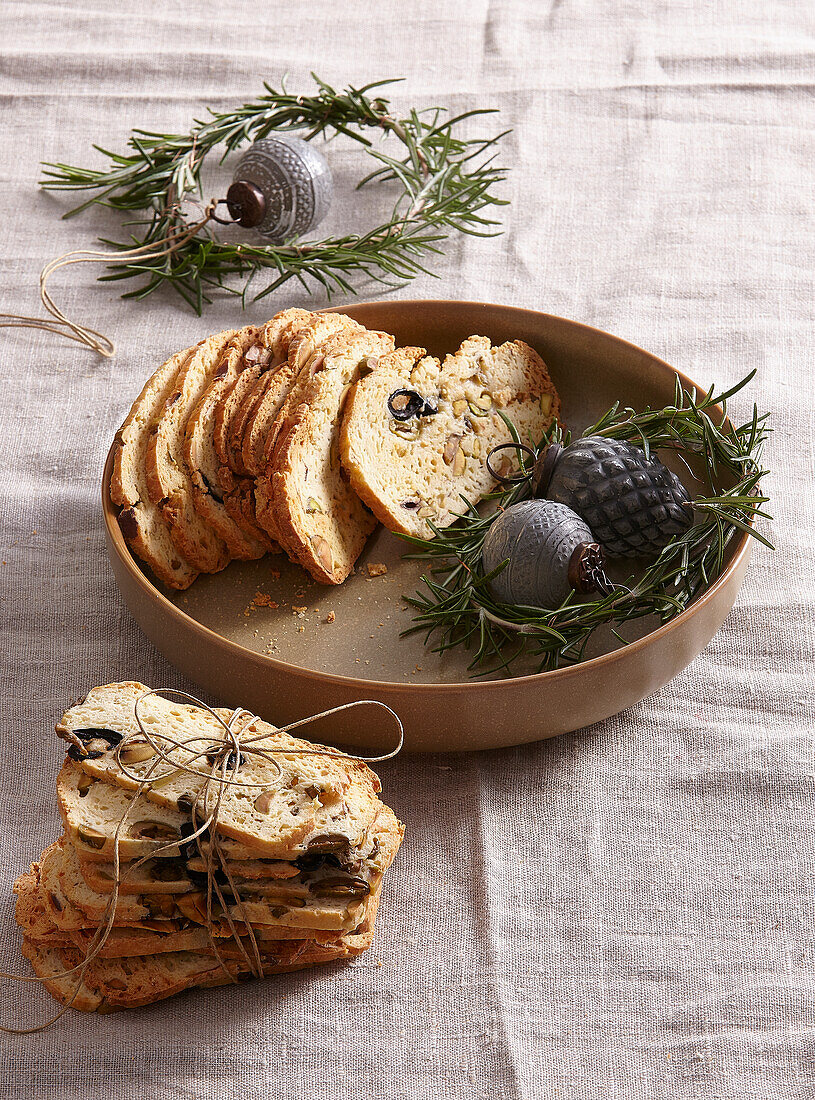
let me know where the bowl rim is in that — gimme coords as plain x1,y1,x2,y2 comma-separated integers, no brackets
102,298,753,694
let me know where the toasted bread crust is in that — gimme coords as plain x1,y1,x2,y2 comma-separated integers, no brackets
110,344,200,589
184,326,269,560
145,330,236,573
267,330,394,584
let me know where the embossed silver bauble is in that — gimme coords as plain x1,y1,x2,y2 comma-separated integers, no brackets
536,436,694,557
225,135,333,242
481,499,612,609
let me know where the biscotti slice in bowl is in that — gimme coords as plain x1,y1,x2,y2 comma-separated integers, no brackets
225,308,321,480
261,328,395,584
183,325,268,560
210,312,319,552
185,309,316,559
145,328,236,573
340,335,561,539
251,311,365,545
110,343,200,590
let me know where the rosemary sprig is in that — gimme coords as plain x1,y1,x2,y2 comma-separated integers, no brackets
39,75,509,311
400,372,772,677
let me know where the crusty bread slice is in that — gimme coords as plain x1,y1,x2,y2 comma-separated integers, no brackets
227,370,275,478
51,918,376,1010
340,335,561,538
21,940,104,1013
210,310,319,549
145,329,236,572
50,838,370,933
13,866,71,945
183,326,268,560
110,344,200,590
77,851,298,896
241,311,362,479
223,309,318,479
228,310,364,547
185,310,318,560
55,942,231,1010
68,920,356,957
56,682,385,859
214,364,278,551
56,762,277,864
260,329,395,584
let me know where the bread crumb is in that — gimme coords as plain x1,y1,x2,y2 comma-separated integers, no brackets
325,611,336,624
366,563,388,577
292,606,308,615
252,592,278,609
267,568,281,580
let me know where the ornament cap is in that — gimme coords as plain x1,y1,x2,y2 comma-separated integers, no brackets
225,181,267,229
532,441,563,497
568,542,613,596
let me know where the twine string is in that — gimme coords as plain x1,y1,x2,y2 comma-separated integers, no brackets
0,205,217,359
1,689,403,1032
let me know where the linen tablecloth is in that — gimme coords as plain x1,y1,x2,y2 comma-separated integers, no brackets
1,2,813,1096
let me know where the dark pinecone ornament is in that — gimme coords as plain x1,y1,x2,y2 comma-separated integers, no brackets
531,436,695,556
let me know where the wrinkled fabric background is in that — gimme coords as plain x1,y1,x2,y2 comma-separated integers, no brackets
1,2,813,1097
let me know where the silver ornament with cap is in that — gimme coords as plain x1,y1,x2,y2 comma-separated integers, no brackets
225,135,332,242
482,499,613,609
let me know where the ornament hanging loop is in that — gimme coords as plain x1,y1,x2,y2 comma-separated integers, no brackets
485,442,537,485
209,182,268,228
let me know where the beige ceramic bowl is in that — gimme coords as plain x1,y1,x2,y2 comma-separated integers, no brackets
102,300,753,752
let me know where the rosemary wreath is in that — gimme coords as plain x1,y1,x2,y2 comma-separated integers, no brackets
401,372,772,677
39,75,509,312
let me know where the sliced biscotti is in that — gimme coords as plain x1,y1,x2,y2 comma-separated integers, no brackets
183,326,268,560
111,344,200,590
21,940,105,1013
77,852,298,896
215,367,279,550
13,867,70,946
233,311,364,545
185,308,319,558
51,839,372,934
56,943,233,1010
340,336,561,538
222,308,318,480
56,682,385,859
262,329,395,584
53,930,372,1011
145,329,236,573
242,311,363,479
56,762,276,864
213,309,317,493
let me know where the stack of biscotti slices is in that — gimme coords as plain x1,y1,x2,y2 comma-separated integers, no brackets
13,682,403,1014
111,307,561,588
